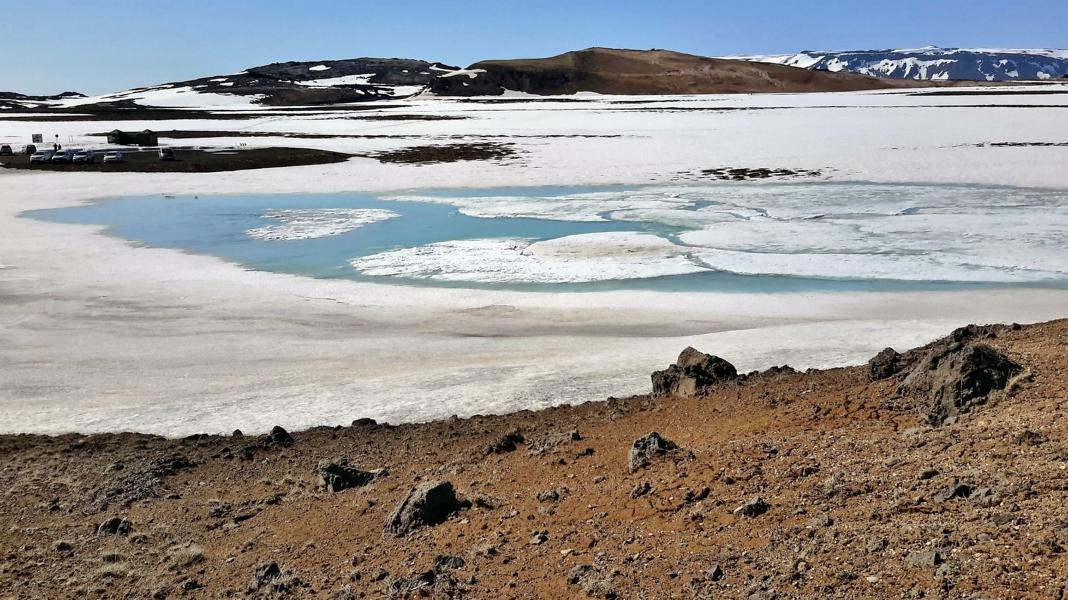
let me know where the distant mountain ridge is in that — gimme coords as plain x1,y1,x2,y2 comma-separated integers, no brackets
428,47,924,96
732,47,1068,81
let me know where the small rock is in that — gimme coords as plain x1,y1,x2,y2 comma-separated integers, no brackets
266,426,294,447
630,481,652,498
935,483,973,502
485,431,524,455
384,480,466,536
96,517,132,536
315,458,384,493
734,496,771,518
387,570,436,596
652,347,738,397
904,550,943,568
536,490,560,503
918,468,940,480
627,432,679,472
254,561,282,588
707,564,725,582
433,555,465,573
867,347,903,381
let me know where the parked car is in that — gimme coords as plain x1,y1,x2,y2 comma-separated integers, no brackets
50,149,75,164
0,145,12,156
102,151,124,164
72,149,96,164
23,144,36,155
29,150,54,164
158,147,175,161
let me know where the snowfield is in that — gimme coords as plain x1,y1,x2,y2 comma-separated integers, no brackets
2,84,1068,435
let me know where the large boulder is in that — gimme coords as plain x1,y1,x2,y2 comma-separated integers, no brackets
899,342,1021,425
651,347,737,397
628,432,680,473
867,347,903,381
384,481,466,537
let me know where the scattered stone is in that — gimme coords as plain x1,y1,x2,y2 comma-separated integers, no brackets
485,431,525,455
96,517,132,536
868,347,903,381
384,480,466,536
265,426,294,447
935,483,973,502
315,458,384,492
387,570,436,596
627,432,680,472
684,487,710,504
529,530,549,545
352,418,377,427
254,561,282,588
707,564,725,582
904,549,943,568
631,481,653,498
536,490,560,503
433,555,465,573
806,514,833,529
734,496,771,518
231,429,243,438
54,540,72,553
918,468,940,480
652,347,738,397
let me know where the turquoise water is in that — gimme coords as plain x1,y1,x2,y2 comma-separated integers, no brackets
30,185,1068,293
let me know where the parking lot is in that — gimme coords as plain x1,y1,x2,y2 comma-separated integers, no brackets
0,146,351,173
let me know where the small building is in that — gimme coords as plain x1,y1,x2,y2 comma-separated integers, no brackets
106,129,158,146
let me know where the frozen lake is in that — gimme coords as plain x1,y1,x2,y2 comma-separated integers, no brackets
34,182,1068,293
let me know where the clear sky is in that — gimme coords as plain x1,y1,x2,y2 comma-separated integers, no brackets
4,0,1066,95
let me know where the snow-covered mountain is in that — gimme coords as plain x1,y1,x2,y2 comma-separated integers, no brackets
732,47,1068,81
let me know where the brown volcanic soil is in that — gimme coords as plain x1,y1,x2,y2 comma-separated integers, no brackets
431,47,939,96
1,320,1067,598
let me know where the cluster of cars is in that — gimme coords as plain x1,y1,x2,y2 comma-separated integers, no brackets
1,143,177,166
28,148,126,164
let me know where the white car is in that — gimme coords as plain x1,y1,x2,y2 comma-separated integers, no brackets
50,149,75,163
102,151,124,164
72,150,96,164
29,150,54,164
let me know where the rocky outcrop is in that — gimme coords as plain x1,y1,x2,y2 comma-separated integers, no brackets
867,324,1023,425
652,347,737,397
627,432,680,473
384,481,467,536
314,458,384,493
899,343,1021,425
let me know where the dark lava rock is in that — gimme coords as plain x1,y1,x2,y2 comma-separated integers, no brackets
707,564,725,582
935,482,974,502
631,481,653,498
96,517,132,536
352,417,378,427
433,555,465,573
231,429,243,437
384,480,466,536
387,570,437,597
485,431,524,455
315,458,384,493
265,426,294,447
54,541,72,553
627,432,680,473
734,496,771,518
898,342,1021,425
868,347,903,381
254,561,282,588
536,489,560,503
651,347,738,397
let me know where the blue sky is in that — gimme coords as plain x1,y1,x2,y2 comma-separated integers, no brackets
4,0,1066,94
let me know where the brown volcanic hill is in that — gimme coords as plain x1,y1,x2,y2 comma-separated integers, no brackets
1,320,1066,598
430,47,928,96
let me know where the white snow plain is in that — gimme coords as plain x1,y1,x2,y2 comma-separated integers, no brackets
2,84,1068,435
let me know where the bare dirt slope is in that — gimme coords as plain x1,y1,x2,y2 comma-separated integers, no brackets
1,320,1066,599
431,47,936,96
